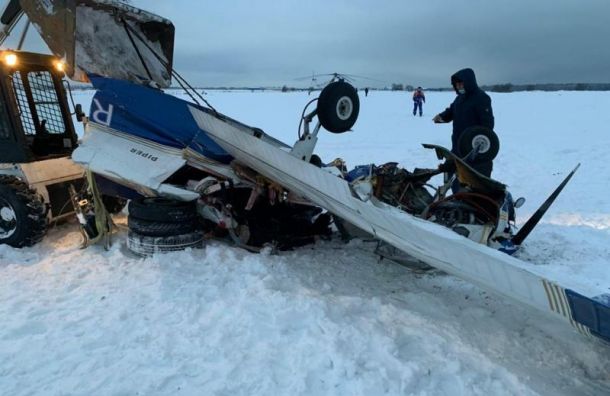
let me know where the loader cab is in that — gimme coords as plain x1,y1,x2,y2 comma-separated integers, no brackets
0,50,78,163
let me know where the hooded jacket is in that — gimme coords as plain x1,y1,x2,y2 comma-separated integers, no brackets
438,68,494,155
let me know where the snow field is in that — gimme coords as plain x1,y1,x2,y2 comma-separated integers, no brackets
1,89,608,395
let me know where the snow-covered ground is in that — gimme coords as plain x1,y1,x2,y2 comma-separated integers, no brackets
1,89,609,395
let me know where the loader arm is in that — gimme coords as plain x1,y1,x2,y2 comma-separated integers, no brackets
0,0,24,46
1,0,175,88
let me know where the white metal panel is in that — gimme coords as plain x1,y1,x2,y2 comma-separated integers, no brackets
72,122,193,199
191,106,600,337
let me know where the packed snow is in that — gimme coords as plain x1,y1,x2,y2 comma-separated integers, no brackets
1,89,609,395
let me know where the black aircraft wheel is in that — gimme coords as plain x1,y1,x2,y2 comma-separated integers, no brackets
309,154,323,167
126,230,204,257
317,81,360,133
0,175,48,248
128,197,198,223
458,126,499,162
128,216,200,237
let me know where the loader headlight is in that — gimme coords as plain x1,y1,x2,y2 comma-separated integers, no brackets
4,53,17,67
54,60,65,72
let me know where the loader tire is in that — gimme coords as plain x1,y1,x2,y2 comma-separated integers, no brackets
317,81,359,133
0,175,48,248
126,230,204,256
128,197,197,223
128,216,200,237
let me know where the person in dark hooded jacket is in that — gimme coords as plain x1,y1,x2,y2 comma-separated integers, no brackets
433,68,495,177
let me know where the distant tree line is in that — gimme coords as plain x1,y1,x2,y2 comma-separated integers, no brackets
423,83,610,92
276,83,610,93
483,83,610,92
70,82,610,92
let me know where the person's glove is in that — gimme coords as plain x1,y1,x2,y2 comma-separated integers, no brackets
433,114,445,123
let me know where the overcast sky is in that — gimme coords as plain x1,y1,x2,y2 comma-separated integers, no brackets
6,0,610,88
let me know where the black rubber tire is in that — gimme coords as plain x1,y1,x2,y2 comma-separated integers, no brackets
0,175,48,248
317,81,360,133
128,197,198,223
128,216,200,237
309,154,323,167
101,195,127,214
458,126,500,162
126,230,204,256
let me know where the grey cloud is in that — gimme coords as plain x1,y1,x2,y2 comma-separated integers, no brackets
110,1,610,87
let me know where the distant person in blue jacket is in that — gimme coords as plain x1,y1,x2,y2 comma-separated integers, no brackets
412,87,425,116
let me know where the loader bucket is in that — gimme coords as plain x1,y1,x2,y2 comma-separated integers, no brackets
20,0,174,87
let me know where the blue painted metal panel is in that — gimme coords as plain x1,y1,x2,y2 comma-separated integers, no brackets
566,289,610,342
94,174,142,200
88,75,233,164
